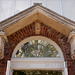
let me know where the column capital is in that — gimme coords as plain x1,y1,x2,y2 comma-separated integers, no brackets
68,30,75,60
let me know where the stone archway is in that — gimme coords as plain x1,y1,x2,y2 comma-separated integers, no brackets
3,22,72,75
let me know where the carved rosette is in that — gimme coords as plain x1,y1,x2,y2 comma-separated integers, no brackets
68,30,75,60
0,31,8,60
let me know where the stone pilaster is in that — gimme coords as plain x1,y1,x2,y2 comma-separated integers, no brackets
0,31,8,60
68,30,75,60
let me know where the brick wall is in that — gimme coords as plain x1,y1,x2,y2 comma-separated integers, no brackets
0,22,75,75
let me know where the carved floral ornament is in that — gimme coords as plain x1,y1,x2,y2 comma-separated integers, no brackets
68,30,75,60
0,31,8,60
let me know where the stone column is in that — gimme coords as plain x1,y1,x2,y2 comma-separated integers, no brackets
68,30,75,60
0,31,8,60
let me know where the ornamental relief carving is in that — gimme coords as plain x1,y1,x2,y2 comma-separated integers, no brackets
68,30,75,60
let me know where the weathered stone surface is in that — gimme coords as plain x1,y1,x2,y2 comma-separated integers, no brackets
68,30,75,60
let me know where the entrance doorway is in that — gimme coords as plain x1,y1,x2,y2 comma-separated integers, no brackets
6,36,68,75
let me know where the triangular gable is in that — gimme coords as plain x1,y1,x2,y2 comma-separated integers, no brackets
0,3,75,36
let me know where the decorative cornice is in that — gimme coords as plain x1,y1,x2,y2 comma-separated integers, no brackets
0,3,75,30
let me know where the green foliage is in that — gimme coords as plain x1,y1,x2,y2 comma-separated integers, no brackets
13,70,62,75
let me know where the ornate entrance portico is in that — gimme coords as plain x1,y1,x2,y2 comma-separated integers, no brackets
0,4,75,75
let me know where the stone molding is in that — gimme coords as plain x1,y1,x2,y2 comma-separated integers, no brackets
68,30,75,60
11,58,64,70
0,31,8,59
0,4,75,33
6,58,66,75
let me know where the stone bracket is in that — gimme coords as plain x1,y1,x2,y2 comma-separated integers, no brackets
68,30,75,60
0,31,8,60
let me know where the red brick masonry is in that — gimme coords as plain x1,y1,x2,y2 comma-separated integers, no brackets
0,22,75,75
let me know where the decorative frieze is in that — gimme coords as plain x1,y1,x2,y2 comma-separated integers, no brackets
68,30,75,60
0,31,8,60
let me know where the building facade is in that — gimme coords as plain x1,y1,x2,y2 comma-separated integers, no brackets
0,1,75,75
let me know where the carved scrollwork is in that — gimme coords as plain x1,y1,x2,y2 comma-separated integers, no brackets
68,30,75,60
